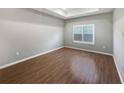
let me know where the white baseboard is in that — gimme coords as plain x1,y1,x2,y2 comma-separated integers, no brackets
113,56,124,84
64,46,124,83
0,46,64,69
0,45,123,84
64,46,113,56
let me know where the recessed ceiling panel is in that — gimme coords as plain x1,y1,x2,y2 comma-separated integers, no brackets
33,8,113,19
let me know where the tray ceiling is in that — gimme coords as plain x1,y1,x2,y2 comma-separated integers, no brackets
33,8,113,19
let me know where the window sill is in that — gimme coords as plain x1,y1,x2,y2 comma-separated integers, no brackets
73,41,95,45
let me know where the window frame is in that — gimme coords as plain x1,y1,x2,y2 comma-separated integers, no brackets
73,24,95,45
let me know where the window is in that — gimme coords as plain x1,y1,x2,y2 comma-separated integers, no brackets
73,24,95,44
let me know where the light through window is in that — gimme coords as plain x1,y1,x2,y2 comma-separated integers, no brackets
73,24,95,44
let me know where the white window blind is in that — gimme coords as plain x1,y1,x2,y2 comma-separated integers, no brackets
73,24,95,44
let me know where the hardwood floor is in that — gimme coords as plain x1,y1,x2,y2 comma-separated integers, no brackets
0,48,121,84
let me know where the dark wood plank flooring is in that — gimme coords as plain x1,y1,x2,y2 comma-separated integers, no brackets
0,48,121,84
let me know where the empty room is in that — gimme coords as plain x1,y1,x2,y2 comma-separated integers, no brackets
0,8,124,84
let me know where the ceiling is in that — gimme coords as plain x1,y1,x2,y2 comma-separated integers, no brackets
33,8,113,19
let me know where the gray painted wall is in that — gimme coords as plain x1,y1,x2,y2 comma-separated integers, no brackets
64,13,113,54
113,9,124,82
0,9,64,66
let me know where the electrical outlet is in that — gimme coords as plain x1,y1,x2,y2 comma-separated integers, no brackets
102,46,106,49
16,52,19,56
122,32,124,37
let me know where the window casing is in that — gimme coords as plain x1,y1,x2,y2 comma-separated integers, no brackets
73,24,95,44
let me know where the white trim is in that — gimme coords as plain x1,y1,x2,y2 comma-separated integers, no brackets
64,46,124,83
33,8,113,19
73,41,95,45
64,46,113,56
0,45,123,84
0,46,64,69
113,55,124,84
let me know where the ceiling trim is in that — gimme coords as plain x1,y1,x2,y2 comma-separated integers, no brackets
33,8,113,20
